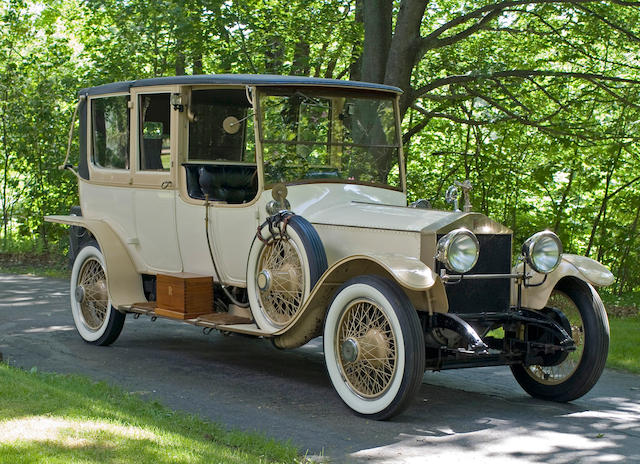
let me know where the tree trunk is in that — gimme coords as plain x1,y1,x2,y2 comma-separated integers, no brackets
585,160,615,257
382,0,427,116
553,164,575,233
1,90,9,250
175,42,186,76
361,0,392,84
264,36,285,74
291,39,310,76
193,53,203,75
348,0,364,82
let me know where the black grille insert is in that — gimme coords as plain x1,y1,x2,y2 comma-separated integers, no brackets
436,234,512,313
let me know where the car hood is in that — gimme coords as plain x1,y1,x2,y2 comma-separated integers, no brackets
310,202,511,234
284,183,512,235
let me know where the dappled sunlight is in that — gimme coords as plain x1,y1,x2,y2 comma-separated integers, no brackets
0,416,159,447
23,325,75,334
352,426,628,463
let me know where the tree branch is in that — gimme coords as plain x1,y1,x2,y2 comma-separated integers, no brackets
576,4,640,43
412,104,507,126
421,0,638,44
421,8,503,53
415,70,640,97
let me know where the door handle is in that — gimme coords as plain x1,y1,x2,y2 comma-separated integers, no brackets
161,181,172,189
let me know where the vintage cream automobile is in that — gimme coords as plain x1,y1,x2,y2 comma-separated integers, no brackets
47,74,614,420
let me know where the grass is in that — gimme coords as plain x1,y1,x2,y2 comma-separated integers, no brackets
608,316,640,374
0,363,301,464
0,252,70,279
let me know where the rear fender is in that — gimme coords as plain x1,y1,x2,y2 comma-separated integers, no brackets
45,215,146,309
272,253,447,349
512,253,614,309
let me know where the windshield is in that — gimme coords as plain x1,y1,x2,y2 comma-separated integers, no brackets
258,88,402,190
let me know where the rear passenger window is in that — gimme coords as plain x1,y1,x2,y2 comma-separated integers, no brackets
91,95,130,169
139,93,171,171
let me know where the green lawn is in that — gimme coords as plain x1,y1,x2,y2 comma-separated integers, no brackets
608,316,640,374
0,364,301,464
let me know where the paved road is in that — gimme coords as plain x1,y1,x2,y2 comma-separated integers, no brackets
1,272,639,463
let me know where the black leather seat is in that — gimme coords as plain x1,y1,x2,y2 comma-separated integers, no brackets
183,163,258,204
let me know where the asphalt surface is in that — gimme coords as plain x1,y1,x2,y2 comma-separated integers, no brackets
1,272,639,463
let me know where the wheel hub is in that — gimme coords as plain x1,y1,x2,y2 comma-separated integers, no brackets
359,329,389,369
341,338,359,363
75,285,85,303
257,270,271,292
257,265,300,293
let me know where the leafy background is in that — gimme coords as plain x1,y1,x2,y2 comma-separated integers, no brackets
1,0,639,294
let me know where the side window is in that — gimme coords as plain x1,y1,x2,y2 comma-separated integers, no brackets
188,89,255,163
139,94,171,171
91,95,130,169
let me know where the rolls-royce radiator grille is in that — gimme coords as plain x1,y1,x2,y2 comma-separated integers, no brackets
435,234,512,314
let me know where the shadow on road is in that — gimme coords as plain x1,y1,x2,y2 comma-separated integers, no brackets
1,273,639,463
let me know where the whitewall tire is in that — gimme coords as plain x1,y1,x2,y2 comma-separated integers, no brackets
247,215,327,331
70,242,125,346
323,275,425,420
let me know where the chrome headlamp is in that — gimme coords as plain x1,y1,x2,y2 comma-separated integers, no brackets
522,231,563,274
436,228,480,274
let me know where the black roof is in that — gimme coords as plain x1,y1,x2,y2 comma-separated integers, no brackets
79,74,402,96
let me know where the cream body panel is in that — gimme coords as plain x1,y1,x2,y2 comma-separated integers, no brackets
272,254,446,348
314,224,421,267
79,181,142,270
175,201,217,278
132,188,182,272
211,204,261,283
511,253,615,309
44,215,146,308
174,199,261,285
79,181,182,273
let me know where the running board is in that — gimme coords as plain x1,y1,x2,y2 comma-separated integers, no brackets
120,302,276,337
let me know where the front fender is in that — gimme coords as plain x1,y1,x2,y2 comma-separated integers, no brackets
272,253,448,349
512,253,614,310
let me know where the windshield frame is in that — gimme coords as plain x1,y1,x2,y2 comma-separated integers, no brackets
255,86,406,193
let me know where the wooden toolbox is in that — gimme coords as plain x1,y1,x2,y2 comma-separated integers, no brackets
155,273,213,319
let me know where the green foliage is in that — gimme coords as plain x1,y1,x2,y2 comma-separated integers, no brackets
1,0,639,292
0,363,300,463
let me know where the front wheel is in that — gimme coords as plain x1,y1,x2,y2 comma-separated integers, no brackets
323,275,425,420
70,241,125,346
511,278,609,401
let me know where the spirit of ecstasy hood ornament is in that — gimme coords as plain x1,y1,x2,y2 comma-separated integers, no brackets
446,180,473,212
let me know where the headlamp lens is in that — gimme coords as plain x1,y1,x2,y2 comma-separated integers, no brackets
523,231,562,274
436,229,479,274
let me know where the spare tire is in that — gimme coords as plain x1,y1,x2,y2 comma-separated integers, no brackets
247,214,327,331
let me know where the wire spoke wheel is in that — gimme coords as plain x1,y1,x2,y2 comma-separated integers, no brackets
77,257,109,330
524,290,585,385
511,278,609,402
324,275,425,420
70,242,125,346
257,237,304,326
336,299,397,398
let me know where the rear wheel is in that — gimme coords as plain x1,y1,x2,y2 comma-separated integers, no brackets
323,275,425,420
511,278,609,401
70,241,125,346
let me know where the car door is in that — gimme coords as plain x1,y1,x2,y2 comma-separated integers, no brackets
130,87,182,273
